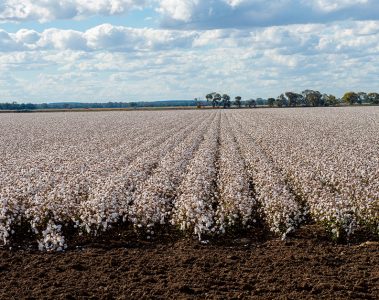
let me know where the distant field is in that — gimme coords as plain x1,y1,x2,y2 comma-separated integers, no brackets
0,107,378,251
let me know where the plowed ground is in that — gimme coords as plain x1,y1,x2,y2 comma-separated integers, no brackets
0,225,378,299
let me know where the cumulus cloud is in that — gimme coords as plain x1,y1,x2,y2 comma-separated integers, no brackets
1,0,378,27
0,30,23,51
0,24,198,52
0,20,378,102
84,24,197,51
157,0,379,29
0,0,148,22
1,1,378,103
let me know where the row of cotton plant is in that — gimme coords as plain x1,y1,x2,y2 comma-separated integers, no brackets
233,107,378,239
171,113,221,240
227,112,306,239
0,110,210,249
31,112,203,250
76,111,209,236
215,112,256,233
130,113,217,230
0,107,377,250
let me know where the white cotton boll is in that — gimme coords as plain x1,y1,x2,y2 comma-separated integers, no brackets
0,108,377,250
38,242,44,252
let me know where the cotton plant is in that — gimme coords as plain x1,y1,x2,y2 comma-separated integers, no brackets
215,113,256,233
0,107,378,250
131,114,215,230
231,107,378,238
172,113,221,240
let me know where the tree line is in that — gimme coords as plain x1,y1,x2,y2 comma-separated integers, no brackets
0,100,197,111
1,90,379,111
203,90,379,108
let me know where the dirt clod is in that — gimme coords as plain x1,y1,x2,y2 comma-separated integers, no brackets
0,225,378,299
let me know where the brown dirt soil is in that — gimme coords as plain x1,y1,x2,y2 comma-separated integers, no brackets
0,225,378,300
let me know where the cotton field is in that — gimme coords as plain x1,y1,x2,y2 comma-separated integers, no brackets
0,107,378,251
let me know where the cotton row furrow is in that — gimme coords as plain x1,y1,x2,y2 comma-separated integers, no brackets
215,112,256,233
172,112,221,239
26,112,204,249
0,111,208,249
227,111,305,238
235,109,378,239
76,112,212,239
234,111,353,238
130,112,217,230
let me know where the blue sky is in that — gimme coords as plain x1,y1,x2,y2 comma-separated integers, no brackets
0,0,379,103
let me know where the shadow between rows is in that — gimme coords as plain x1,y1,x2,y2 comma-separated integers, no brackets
4,219,378,253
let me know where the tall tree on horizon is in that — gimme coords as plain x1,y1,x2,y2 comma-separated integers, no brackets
222,94,231,108
342,92,359,105
235,96,242,108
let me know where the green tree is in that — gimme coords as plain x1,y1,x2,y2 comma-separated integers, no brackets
368,92,379,104
285,92,303,107
206,93,214,107
235,96,242,108
267,98,275,107
129,102,138,108
256,98,264,106
247,99,256,108
275,94,288,107
322,94,338,106
302,90,322,106
206,93,221,108
342,92,359,105
222,94,231,108
357,92,368,104
213,93,222,107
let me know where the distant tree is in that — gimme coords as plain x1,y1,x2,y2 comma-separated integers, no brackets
367,92,379,104
322,94,339,106
235,96,242,108
275,94,288,107
267,98,275,107
285,92,303,107
213,93,222,107
256,98,265,106
3,102,15,109
222,94,231,108
342,92,359,105
247,99,256,108
24,103,36,110
129,102,138,108
206,92,233,108
302,90,322,106
206,93,215,108
357,92,368,104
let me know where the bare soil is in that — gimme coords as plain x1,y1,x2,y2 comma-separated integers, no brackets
0,225,378,299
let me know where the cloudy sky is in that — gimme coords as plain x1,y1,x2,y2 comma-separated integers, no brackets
0,0,379,102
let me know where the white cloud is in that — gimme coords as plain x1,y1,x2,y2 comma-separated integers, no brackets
309,0,369,12
156,0,200,22
14,29,40,44
156,0,379,29
0,0,148,22
1,0,378,28
0,25,198,52
37,29,88,50
0,21,379,102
